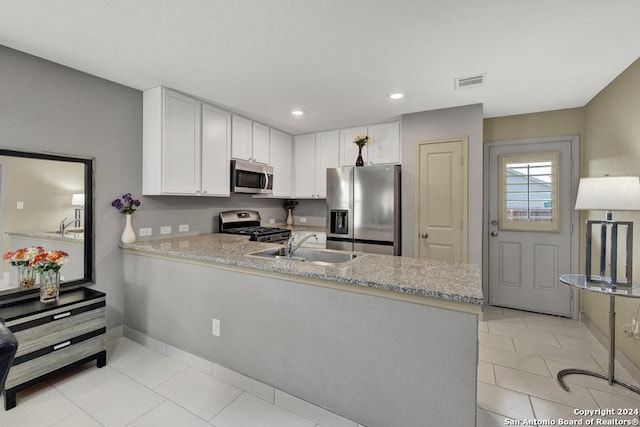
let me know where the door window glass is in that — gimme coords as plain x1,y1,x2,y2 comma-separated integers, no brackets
498,151,560,232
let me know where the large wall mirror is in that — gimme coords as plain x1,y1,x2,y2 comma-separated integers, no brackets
0,149,93,296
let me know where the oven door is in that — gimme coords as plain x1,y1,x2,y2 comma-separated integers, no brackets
231,160,274,194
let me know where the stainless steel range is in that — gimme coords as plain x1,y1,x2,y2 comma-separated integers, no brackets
218,210,291,243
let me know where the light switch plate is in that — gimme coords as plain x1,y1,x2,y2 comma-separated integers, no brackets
179,224,189,232
16,201,24,210
160,226,172,235
139,228,152,236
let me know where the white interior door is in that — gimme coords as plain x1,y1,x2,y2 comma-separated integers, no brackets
488,138,575,316
415,139,468,262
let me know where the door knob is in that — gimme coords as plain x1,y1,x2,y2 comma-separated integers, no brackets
421,232,429,239
490,231,498,237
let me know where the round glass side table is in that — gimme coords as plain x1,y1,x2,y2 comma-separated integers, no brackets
558,274,640,395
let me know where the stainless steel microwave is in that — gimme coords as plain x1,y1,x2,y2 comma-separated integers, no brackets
230,159,273,194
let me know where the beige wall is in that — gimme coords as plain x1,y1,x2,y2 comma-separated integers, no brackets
582,57,640,368
484,107,584,143
483,60,640,369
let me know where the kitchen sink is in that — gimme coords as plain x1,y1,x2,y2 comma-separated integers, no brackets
247,247,359,266
45,229,84,235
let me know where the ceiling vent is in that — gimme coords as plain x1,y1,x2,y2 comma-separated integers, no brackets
455,73,486,90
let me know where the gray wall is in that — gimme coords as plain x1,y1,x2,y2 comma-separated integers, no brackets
0,45,327,327
124,253,479,427
0,45,142,327
401,104,484,269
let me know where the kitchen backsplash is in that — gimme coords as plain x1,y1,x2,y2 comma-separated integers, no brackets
131,194,326,240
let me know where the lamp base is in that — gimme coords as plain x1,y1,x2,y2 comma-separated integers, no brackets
585,219,633,287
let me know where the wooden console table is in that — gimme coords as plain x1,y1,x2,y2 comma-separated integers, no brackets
0,286,106,409
558,274,640,395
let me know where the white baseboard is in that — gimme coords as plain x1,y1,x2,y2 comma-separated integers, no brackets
581,313,640,384
120,326,361,427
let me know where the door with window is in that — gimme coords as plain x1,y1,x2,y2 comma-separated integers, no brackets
488,138,575,316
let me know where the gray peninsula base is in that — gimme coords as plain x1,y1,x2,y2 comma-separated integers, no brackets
123,253,478,427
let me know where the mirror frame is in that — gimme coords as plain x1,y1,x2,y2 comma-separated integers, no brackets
0,148,94,296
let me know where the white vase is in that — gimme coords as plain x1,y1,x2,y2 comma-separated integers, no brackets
121,214,136,244
286,209,293,226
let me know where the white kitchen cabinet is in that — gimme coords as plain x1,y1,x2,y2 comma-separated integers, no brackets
231,115,252,161
252,122,270,164
368,122,401,164
269,128,292,197
231,115,269,164
143,86,231,197
338,122,401,166
292,134,316,198
201,103,232,195
339,126,368,166
293,132,339,198
314,131,340,198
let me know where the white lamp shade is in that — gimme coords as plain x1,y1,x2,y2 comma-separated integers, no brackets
575,176,640,211
71,193,85,207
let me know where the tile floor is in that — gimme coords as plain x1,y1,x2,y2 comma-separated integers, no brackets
477,306,640,426
0,306,639,426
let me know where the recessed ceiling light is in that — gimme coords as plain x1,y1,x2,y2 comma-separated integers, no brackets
389,93,404,99
291,110,304,116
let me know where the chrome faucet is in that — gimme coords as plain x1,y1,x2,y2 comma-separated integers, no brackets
285,232,317,258
59,217,80,233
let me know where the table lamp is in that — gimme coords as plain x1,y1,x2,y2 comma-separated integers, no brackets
574,176,640,287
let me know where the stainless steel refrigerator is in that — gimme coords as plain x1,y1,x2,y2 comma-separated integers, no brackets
326,165,401,255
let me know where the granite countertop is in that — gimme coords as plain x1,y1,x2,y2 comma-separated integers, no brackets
122,233,483,305
6,230,84,242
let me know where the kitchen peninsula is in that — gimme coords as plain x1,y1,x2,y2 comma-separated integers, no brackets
121,233,483,427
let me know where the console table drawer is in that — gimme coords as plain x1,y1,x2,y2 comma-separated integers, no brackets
0,287,107,410
12,307,105,357
5,335,106,389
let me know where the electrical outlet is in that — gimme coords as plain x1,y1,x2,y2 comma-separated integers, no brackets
179,224,189,232
16,201,24,210
160,226,172,235
269,218,275,224
299,217,307,223
139,228,152,237
212,318,221,337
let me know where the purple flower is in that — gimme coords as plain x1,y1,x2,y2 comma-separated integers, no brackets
112,193,141,214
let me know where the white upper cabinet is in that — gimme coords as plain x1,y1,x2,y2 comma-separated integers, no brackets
293,131,339,198
338,122,401,166
339,126,368,166
368,122,401,164
314,130,340,198
231,115,270,164
143,87,231,197
269,128,292,197
252,122,270,164
292,134,317,198
231,115,252,161
201,103,232,196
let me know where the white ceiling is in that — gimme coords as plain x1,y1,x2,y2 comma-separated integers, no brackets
1,0,639,135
